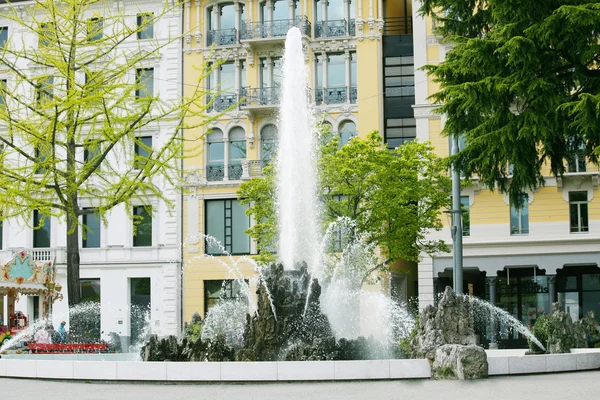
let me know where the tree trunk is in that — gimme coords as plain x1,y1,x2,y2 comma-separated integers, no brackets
66,207,81,307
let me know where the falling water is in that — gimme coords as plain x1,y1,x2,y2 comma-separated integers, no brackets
277,27,321,272
467,295,546,351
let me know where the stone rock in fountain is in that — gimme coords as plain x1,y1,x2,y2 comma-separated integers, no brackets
411,286,487,379
529,302,589,354
236,263,334,361
432,344,488,380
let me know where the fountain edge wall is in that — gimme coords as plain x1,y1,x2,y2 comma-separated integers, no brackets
0,349,598,381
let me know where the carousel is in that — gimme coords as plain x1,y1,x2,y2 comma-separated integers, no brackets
0,250,61,346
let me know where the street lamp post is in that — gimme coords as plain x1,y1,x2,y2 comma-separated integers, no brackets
451,133,463,295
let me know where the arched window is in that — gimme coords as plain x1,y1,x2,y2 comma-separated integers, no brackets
339,120,356,146
207,129,224,181
229,127,246,180
260,124,278,164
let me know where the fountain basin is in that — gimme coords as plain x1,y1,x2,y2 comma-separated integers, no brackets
0,349,598,381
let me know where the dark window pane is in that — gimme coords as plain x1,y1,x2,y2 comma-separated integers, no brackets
133,206,152,246
461,196,470,236
569,191,587,202
82,210,101,248
87,18,103,41
134,136,152,169
136,68,154,98
580,203,589,232
205,200,250,255
582,274,600,291
80,279,101,303
204,279,246,314
137,13,154,39
33,210,51,248
0,27,7,48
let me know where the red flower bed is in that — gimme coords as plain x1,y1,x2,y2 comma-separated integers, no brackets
28,343,109,354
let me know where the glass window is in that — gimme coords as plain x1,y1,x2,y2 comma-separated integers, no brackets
350,52,357,86
80,279,101,303
339,120,356,146
510,194,529,235
327,0,344,19
569,191,589,233
261,124,278,163
33,210,51,248
87,17,103,41
134,136,152,169
583,274,600,291
204,279,246,314
0,27,6,48
327,53,345,87
137,13,154,39
240,61,247,89
220,4,236,29
229,127,246,164
567,140,586,173
130,277,151,346
34,145,49,174
272,57,283,88
0,79,6,107
272,0,288,20
208,130,224,165
314,0,322,21
461,196,470,236
82,209,101,248
39,22,54,47
385,118,416,149
205,199,250,255
37,77,54,106
219,62,235,92
135,68,154,98
84,140,101,165
316,56,323,89
133,206,152,247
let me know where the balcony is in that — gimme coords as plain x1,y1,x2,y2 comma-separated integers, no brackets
207,28,238,46
206,93,240,113
241,16,311,41
315,86,357,105
206,165,225,181
241,87,281,108
315,19,355,38
383,16,413,35
205,161,265,183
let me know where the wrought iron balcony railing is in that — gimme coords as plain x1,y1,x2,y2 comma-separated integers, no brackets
315,86,357,105
383,16,413,35
241,16,311,40
206,165,224,181
228,164,243,180
315,19,348,38
207,28,238,46
241,87,281,107
206,93,240,112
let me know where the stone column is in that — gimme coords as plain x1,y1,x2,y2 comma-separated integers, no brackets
266,0,274,22
321,0,328,21
548,275,556,312
234,59,241,101
213,4,221,30
288,0,295,20
223,136,230,181
344,49,351,103
234,1,241,34
343,0,350,34
266,55,273,87
487,276,498,349
322,52,328,102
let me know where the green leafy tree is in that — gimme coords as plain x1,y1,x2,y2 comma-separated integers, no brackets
420,1,600,201
238,131,451,281
0,0,209,305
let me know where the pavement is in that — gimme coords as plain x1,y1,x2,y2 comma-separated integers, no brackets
2,370,599,400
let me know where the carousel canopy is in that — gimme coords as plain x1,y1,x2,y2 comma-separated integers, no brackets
0,251,56,295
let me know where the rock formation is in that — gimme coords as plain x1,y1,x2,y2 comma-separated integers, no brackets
411,286,487,379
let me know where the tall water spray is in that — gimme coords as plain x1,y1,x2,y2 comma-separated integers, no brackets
277,28,321,272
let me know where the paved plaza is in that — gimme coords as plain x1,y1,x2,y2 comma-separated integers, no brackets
1,371,598,400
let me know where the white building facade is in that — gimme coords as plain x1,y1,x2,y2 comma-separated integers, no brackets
0,0,183,348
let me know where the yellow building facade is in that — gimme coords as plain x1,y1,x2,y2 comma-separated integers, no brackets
414,7,600,348
181,0,413,321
